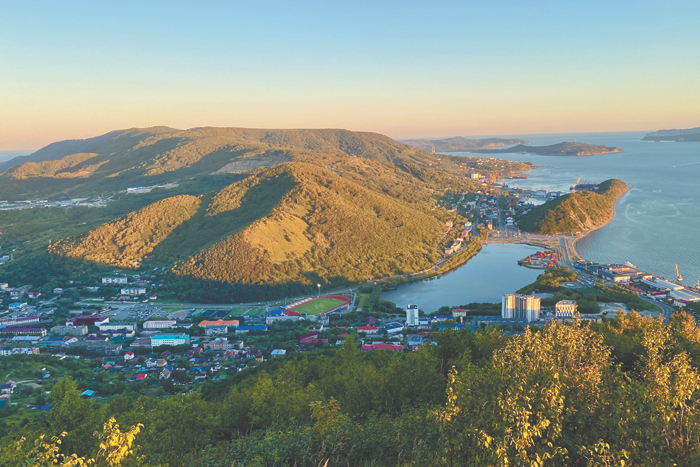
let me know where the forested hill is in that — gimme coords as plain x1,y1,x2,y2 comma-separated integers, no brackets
475,141,623,156
0,126,530,298
0,127,528,201
403,136,529,152
643,126,700,142
517,179,629,234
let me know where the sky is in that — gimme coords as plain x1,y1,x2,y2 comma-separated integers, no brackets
1,0,699,150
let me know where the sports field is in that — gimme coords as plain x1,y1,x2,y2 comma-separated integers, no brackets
292,297,349,315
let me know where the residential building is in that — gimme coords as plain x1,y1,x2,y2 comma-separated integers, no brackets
406,304,419,326
555,300,578,318
120,287,146,296
143,320,176,330
204,338,244,351
98,322,137,332
357,325,379,335
235,325,267,334
51,325,88,337
198,319,239,335
452,308,467,322
361,343,404,352
150,334,190,347
502,294,541,322
270,349,287,357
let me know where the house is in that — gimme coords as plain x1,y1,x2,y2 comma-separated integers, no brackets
160,367,172,380
270,349,287,357
80,390,95,399
156,358,167,368
357,325,379,335
123,351,135,361
145,358,157,368
136,373,147,381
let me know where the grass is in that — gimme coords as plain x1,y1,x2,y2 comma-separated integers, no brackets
292,297,347,315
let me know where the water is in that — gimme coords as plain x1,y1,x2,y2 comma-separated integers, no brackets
451,131,700,285
0,150,32,163
382,244,543,312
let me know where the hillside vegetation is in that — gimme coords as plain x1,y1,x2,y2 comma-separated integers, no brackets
49,195,201,268
175,162,445,285
476,141,623,156
517,179,629,234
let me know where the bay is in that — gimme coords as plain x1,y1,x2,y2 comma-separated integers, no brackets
450,131,700,285
381,244,542,312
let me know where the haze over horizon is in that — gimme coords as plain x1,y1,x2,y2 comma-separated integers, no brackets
2,0,699,150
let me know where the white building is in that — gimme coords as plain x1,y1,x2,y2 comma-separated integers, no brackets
406,304,419,326
121,287,146,296
151,334,190,348
555,300,578,318
502,294,541,322
98,322,137,332
102,276,128,285
143,320,176,330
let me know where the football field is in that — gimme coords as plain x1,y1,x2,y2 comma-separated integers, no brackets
292,297,348,315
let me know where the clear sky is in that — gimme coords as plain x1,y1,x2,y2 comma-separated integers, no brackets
1,1,699,150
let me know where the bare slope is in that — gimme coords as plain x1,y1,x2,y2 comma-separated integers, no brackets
517,179,629,234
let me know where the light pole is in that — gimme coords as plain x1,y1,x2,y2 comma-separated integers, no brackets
317,284,321,298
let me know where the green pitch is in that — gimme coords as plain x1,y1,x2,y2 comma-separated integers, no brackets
292,297,347,315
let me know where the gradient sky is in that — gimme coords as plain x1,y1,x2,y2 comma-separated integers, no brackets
1,0,699,150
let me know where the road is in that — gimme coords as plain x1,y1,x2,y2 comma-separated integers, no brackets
639,295,674,322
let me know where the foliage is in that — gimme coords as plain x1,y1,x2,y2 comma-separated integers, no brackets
518,179,629,234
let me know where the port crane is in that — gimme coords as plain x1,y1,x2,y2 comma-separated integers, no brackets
572,177,581,193
676,264,683,283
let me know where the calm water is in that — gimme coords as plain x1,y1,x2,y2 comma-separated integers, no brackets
0,150,32,163
452,132,700,285
382,244,542,312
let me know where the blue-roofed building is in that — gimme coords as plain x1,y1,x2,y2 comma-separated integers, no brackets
384,322,404,334
40,405,53,411
429,315,452,323
266,309,284,317
80,390,95,399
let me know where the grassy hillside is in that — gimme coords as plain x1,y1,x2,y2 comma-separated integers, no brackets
517,179,629,234
476,142,623,156
48,195,202,268
174,162,445,286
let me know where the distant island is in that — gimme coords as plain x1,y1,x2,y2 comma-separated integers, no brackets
474,142,623,156
517,179,630,234
643,126,700,142
403,136,530,152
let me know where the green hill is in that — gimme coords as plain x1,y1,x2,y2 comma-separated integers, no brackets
476,142,623,156
517,179,629,234
643,127,700,142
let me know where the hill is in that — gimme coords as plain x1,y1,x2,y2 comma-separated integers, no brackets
517,179,629,234
0,126,531,298
643,126,700,142
475,142,623,156
0,127,528,201
403,136,529,152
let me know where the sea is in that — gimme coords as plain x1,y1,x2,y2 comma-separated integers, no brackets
383,131,700,311
0,150,31,163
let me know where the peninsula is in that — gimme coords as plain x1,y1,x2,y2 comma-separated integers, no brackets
517,178,630,234
474,142,623,156
403,136,530,152
643,126,700,142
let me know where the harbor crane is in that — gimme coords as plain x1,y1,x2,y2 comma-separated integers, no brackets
572,177,581,193
676,264,683,283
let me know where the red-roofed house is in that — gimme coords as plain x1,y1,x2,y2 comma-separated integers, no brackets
357,326,379,335
136,373,147,381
